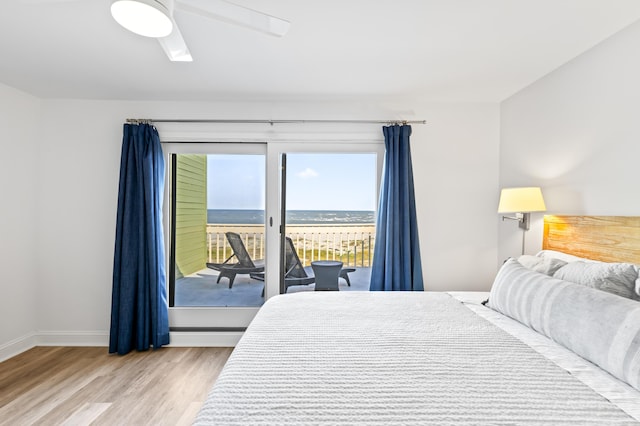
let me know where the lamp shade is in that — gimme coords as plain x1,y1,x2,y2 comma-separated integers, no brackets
111,0,174,38
498,187,546,213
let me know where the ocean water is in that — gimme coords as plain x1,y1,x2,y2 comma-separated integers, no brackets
207,209,375,225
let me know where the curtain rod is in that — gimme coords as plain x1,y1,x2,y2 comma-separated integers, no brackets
125,118,426,125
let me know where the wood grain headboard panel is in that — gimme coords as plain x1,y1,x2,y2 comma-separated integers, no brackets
543,215,640,264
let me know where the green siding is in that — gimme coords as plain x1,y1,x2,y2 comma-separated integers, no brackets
175,154,207,279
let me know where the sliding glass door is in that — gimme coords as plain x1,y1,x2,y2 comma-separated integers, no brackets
163,140,384,329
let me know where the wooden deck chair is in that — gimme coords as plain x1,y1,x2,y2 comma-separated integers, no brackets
206,232,264,289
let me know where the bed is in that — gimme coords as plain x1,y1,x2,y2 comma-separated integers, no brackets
195,216,640,425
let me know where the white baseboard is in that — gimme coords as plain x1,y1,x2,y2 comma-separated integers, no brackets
0,330,240,361
37,330,109,347
0,333,38,362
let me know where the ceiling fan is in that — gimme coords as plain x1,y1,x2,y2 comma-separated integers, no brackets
23,0,291,62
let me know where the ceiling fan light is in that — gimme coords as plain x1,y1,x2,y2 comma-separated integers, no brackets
111,0,174,38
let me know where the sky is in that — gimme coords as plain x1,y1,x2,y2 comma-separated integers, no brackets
207,153,377,211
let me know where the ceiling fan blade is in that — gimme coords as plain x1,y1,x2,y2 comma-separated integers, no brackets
176,0,290,37
158,19,193,62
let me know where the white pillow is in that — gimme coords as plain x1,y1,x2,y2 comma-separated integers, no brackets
535,249,591,263
517,255,567,276
537,249,640,298
553,261,640,301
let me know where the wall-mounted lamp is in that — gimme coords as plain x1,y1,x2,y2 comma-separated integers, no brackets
498,187,546,254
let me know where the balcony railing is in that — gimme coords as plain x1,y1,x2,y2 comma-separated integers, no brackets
206,224,376,268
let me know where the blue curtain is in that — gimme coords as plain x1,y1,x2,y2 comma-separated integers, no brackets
109,123,169,354
370,125,424,291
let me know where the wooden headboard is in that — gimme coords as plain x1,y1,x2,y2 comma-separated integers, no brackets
543,215,640,264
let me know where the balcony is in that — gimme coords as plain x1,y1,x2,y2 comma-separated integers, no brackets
174,224,375,307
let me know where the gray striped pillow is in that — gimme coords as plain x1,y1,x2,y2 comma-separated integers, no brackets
489,258,640,391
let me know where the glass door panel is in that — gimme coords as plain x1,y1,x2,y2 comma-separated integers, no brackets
171,153,266,308
281,152,379,293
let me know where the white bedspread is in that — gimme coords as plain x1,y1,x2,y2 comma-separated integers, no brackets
449,291,640,421
195,292,640,425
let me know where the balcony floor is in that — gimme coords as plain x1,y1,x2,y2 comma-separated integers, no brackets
174,266,372,307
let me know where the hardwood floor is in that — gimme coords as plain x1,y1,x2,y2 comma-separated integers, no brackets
0,346,233,425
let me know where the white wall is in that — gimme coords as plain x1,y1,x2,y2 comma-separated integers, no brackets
413,103,500,291
0,83,40,359
499,20,640,261
31,98,499,342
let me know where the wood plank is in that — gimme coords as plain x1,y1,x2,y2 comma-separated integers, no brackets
60,402,111,425
175,167,205,177
0,347,232,425
543,215,640,264
176,155,206,170
176,402,205,426
176,191,207,204
175,221,206,229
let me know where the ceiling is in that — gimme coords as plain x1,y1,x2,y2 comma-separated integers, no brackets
2,0,640,102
